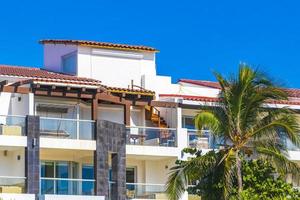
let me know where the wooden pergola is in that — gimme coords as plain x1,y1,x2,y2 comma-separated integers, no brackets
0,79,177,126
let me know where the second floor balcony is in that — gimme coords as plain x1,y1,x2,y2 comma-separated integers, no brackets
126,126,177,147
39,117,95,140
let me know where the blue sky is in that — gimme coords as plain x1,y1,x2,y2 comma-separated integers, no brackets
0,0,300,87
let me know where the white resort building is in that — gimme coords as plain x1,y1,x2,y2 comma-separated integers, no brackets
0,39,299,200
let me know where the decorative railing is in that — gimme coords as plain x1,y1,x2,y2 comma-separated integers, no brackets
40,117,95,140
40,177,95,195
126,126,177,147
0,176,26,193
0,115,26,136
187,129,221,149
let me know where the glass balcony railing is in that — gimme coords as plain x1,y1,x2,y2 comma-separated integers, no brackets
125,183,166,199
126,127,177,147
40,117,95,140
0,176,26,193
40,178,95,195
0,115,26,136
187,129,221,149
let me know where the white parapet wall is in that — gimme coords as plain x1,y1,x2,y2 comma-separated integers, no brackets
0,193,35,200
40,195,105,200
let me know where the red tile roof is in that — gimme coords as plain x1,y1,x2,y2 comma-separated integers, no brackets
40,39,158,52
159,94,300,105
0,64,102,86
179,79,221,89
178,79,300,98
0,64,155,95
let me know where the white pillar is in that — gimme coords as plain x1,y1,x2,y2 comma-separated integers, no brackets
28,93,34,115
176,107,182,128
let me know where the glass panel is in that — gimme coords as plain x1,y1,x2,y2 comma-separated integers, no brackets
126,168,135,183
41,179,54,194
126,127,177,147
182,116,195,129
41,162,54,178
62,53,77,75
41,178,94,195
40,118,77,139
79,121,95,140
0,115,26,136
0,177,26,193
125,183,166,199
82,165,94,180
188,130,214,149
56,162,69,178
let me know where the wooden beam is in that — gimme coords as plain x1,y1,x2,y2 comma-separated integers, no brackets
124,103,131,126
97,92,130,105
1,86,30,94
9,79,33,87
0,80,8,86
150,101,178,108
92,98,98,120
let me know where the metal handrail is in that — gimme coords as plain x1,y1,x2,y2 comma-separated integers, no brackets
125,182,165,186
39,117,95,123
0,115,26,118
40,177,95,182
0,176,26,179
126,126,176,131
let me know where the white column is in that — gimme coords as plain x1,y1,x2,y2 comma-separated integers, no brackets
176,107,182,129
176,128,188,160
28,93,34,115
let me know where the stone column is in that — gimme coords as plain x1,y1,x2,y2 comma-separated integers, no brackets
94,120,126,200
25,115,40,199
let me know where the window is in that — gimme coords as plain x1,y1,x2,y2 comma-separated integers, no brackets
82,164,94,195
41,161,80,195
62,52,77,75
182,116,195,129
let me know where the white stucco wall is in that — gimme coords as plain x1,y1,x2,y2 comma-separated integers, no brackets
0,149,25,177
10,93,33,116
0,92,12,116
43,44,77,72
77,46,156,88
144,158,176,184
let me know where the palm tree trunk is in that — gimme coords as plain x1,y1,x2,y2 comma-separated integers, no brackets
236,150,243,200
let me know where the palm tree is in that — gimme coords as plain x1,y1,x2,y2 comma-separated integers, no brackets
166,65,300,200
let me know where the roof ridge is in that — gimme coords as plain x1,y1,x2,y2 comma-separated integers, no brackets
39,39,158,52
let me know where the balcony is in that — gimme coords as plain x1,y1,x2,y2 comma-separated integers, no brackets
0,115,26,136
126,127,177,147
0,176,26,193
40,117,95,140
126,183,166,199
187,129,222,149
40,178,95,195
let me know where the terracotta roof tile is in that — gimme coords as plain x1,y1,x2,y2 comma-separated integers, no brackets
179,79,221,89
0,64,155,95
40,39,158,52
0,64,102,86
159,94,300,105
178,79,300,98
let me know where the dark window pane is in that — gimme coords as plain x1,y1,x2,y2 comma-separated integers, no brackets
82,165,94,180
56,162,69,178
41,162,54,178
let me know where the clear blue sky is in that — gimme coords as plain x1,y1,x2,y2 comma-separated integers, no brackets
1,0,300,87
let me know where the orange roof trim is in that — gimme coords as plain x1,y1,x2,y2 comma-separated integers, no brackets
40,39,158,52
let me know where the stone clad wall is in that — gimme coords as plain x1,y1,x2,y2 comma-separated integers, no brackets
25,115,40,199
94,120,126,200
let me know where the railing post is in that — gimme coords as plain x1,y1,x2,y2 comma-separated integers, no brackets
25,115,40,200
